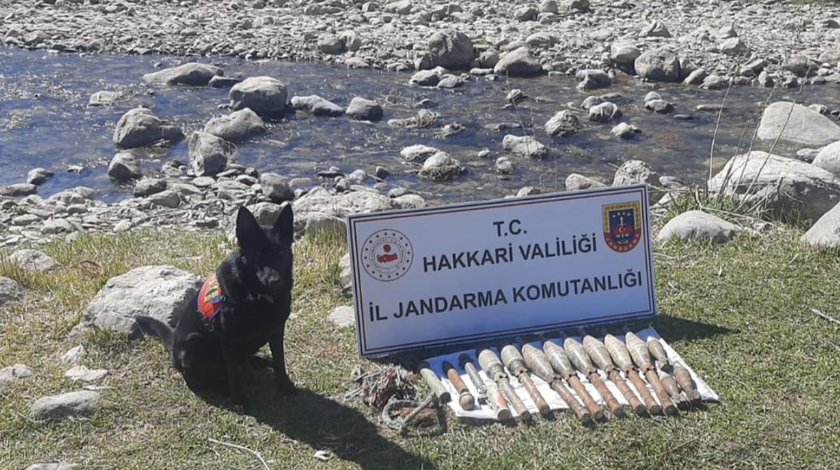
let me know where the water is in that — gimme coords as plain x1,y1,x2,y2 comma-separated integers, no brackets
1,46,835,204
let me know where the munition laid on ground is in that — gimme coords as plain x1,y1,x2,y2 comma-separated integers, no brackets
478,348,531,422
581,333,647,417
560,332,626,418
501,343,552,416
603,332,663,415
461,353,512,421
459,354,487,401
520,341,593,425
646,337,701,406
624,331,678,416
485,381,514,421
542,338,606,422
443,361,475,411
418,361,451,404
646,338,687,409
673,364,702,405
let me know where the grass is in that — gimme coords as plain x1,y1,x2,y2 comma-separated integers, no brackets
1,222,840,469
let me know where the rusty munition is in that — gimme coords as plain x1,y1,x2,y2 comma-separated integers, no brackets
581,332,647,417
542,338,606,422
418,362,451,404
501,342,552,416
478,348,531,422
459,354,487,401
560,332,625,418
646,338,687,409
443,361,475,411
603,332,663,415
519,340,593,425
485,381,514,421
624,331,678,416
673,364,702,405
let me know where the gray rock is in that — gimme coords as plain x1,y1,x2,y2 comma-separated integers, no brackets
540,0,558,13
718,38,748,55
812,141,840,176
260,173,294,203
576,69,612,90
428,30,474,70
291,95,344,116
635,48,681,82
147,190,181,208
142,63,223,86
400,144,439,163
701,74,729,90
566,173,607,191
418,152,462,181
393,194,426,209
338,254,353,289
514,6,538,21
611,122,641,139
133,177,167,197
640,21,671,38
23,464,76,470
494,47,543,77
545,111,581,137
328,305,355,328
437,75,464,89
188,132,235,177
82,265,202,335
64,365,108,383
757,71,775,88
0,277,25,307
610,42,641,64
802,201,840,247
107,152,141,182
7,249,61,272
30,391,101,421
0,183,37,197
796,148,822,163
757,102,840,147
384,0,412,14
645,99,674,114
340,31,362,52
293,186,396,222
409,70,441,86
657,210,740,243
709,151,840,221
785,55,819,77
113,108,184,149
318,34,345,54
27,168,53,186
247,201,285,226
88,91,120,106
682,68,708,85
561,0,589,10
0,363,33,387
613,160,659,187
347,97,383,121
495,156,514,174
229,77,288,116
589,102,622,122
203,108,266,142
502,135,548,158
209,76,242,89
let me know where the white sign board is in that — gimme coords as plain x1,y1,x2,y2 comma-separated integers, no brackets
347,185,656,357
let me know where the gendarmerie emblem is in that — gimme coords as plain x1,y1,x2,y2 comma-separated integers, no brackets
362,229,414,281
602,202,642,253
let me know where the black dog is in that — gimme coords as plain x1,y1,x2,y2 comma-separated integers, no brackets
137,204,295,411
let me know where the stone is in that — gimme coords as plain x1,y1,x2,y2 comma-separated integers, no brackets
247,202,285,226
384,0,411,14
613,160,659,187
7,249,61,272
0,183,37,197
0,363,33,387
611,122,641,139
561,0,589,10
340,31,362,52
493,47,543,77
709,151,840,221
204,108,266,142
133,178,167,197
589,102,622,122
107,152,142,182
113,108,184,149
635,49,681,82
610,42,641,64
796,148,822,163
502,135,548,158
576,69,612,90
393,194,426,210
328,306,355,328
318,34,345,54
65,366,108,382
27,168,53,186
291,95,344,116
813,141,840,176
701,74,729,90
644,99,674,114
293,187,398,223
0,277,25,307
540,0,558,13
400,144,439,163
30,391,101,421
802,202,840,247
409,70,441,86
339,253,352,289
346,97,383,121
82,265,202,335
785,55,819,77
419,152,462,181
657,210,740,243
545,111,582,137
23,464,76,470
88,91,120,106
209,76,241,89
259,173,294,203
437,76,464,89
640,21,671,38
229,77,288,116
147,190,181,208
189,132,235,177
514,6,538,21
566,173,606,191
141,63,223,86
757,102,840,147
719,38,748,55
495,156,514,174
428,30,474,70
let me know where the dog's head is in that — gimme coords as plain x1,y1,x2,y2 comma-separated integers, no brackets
235,204,294,295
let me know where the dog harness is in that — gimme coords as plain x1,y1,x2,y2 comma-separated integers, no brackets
198,273,226,323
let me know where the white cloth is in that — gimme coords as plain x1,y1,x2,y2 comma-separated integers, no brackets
422,327,719,420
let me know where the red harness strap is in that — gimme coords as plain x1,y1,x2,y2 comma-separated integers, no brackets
197,273,226,322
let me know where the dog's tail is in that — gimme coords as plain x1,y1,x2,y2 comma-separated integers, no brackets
135,316,175,353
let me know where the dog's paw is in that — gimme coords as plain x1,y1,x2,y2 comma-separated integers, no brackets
276,379,298,396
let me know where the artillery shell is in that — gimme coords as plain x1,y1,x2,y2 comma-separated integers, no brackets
564,337,596,374
625,332,654,371
647,338,671,368
497,376,531,422
443,361,475,410
459,354,487,398
658,369,684,408
418,362,451,403
486,382,513,421
477,349,507,381
627,369,663,415
582,335,616,373
542,340,575,378
673,364,702,404
644,369,678,416
521,343,558,383
500,344,528,376
519,372,552,416
607,369,647,416
590,372,626,418
604,334,635,371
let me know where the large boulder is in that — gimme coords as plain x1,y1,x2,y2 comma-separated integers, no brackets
81,265,202,335
610,41,641,64
188,132,235,177
141,63,223,86
757,102,840,147
493,47,543,77
502,135,548,158
113,108,184,149
418,152,462,181
6,249,61,272
634,48,681,82
802,201,840,247
813,141,840,176
203,108,266,142
346,97,383,121
545,111,582,137
613,160,659,187
708,151,840,221
428,30,474,70
229,77,288,116
0,277,25,307
400,144,439,163
107,152,142,182
259,173,294,203
657,210,740,243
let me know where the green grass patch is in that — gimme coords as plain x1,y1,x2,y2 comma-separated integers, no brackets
2,227,840,469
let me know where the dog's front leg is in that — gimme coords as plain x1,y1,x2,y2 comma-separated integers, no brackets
269,323,296,395
220,337,250,412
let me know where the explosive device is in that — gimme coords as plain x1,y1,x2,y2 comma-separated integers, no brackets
542,337,606,422
486,381,514,421
519,340,593,425
647,337,701,406
501,342,552,416
459,354,487,400
443,361,475,410
602,331,663,415
418,361,451,404
580,331,647,417
624,331,678,416
673,364,702,405
645,338,687,409
478,348,532,422
560,332,625,418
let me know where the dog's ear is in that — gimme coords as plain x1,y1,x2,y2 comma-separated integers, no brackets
274,202,294,244
236,206,268,251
